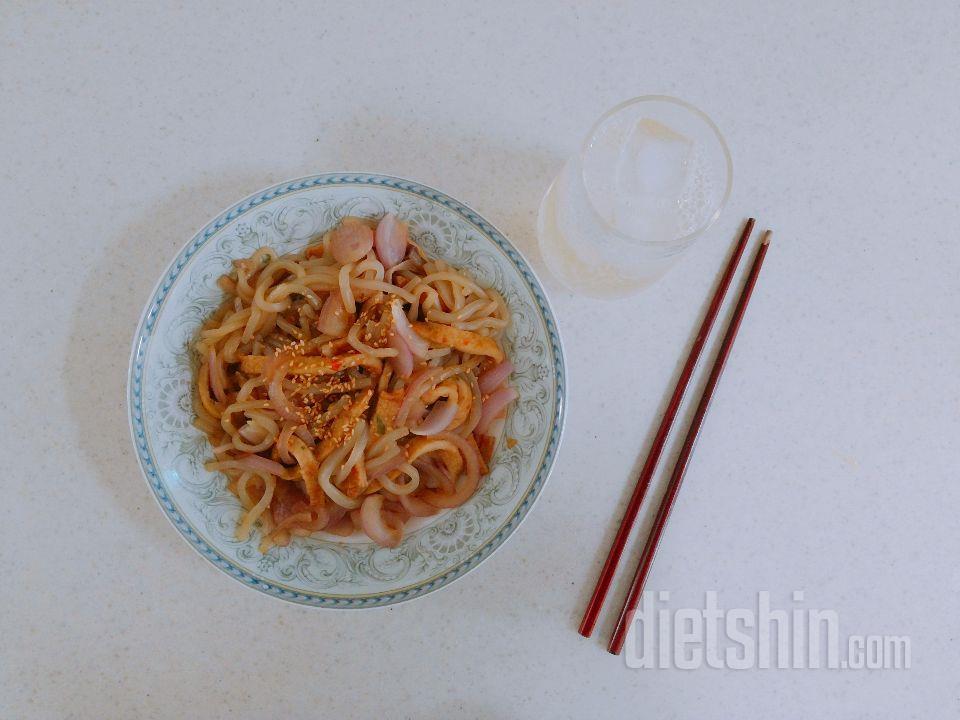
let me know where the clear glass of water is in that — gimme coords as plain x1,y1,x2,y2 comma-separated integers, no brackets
537,96,733,297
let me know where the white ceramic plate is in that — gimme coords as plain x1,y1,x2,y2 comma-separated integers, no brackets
128,173,565,607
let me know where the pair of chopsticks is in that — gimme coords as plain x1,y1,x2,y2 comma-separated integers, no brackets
579,218,771,655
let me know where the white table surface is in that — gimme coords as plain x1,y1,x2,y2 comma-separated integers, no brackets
3,2,958,718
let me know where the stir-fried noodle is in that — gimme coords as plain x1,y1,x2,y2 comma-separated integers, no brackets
194,215,516,550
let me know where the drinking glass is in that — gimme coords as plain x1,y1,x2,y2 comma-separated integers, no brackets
537,96,732,297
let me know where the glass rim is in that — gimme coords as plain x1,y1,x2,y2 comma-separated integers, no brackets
577,94,733,248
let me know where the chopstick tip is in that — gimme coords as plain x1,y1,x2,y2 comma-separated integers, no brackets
761,230,772,245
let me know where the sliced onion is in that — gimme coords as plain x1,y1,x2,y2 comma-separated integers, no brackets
411,400,459,436
208,347,226,402
455,372,483,437
330,219,374,264
317,292,349,336
388,331,413,378
349,508,363,529
335,423,369,484
235,473,275,540
476,386,518,435
239,423,268,443
266,357,300,422
383,501,410,525
391,301,429,358
293,425,315,446
397,363,473,427
317,440,361,509
324,514,354,536
419,432,481,509
366,450,406,479
233,454,288,477
315,504,347,535
325,503,347,526
276,422,297,464
379,463,420,496
307,507,331,531
406,438,459,464
369,427,410,457
360,494,403,547
395,367,442,426
247,411,279,438
414,457,452,492
271,482,311,526
374,213,409,269
408,399,428,426
272,510,313,533
398,492,439,517
478,360,514,394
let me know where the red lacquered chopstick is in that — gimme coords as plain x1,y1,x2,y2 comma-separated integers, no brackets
607,230,773,655
578,218,755,639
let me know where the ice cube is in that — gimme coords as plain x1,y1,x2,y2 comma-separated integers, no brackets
603,118,692,238
615,118,693,199
581,114,694,240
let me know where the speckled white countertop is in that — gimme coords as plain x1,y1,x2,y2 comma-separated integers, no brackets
2,2,958,718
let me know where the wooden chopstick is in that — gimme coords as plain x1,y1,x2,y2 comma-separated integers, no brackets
607,230,773,655
578,218,756,638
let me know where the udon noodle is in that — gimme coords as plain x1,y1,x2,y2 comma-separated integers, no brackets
194,214,516,550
